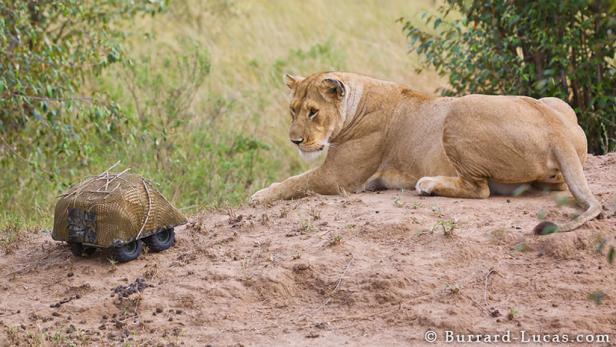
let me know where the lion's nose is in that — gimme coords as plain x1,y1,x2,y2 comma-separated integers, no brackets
291,138,304,145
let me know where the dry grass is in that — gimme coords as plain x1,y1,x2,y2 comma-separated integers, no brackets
123,0,445,173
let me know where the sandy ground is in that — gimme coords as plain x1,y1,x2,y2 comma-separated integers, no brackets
1,154,615,347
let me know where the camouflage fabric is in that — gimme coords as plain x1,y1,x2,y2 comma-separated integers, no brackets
52,172,187,247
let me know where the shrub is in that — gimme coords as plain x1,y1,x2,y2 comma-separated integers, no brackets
401,0,616,154
0,0,167,131
0,0,286,234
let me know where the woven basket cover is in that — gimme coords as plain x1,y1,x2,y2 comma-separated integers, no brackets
52,174,187,247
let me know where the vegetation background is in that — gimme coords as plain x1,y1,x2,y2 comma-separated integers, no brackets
0,0,444,243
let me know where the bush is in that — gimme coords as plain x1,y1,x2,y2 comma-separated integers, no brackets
401,0,616,154
0,0,276,231
0,0,167,131
0,0,169,229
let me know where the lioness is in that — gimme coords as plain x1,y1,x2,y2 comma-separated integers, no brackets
250,72,601,232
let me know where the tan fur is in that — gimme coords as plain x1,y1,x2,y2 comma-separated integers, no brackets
251,72,601,232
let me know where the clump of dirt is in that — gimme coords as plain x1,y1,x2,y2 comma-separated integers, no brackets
112,277,150,298
0,154,615,346
49,294,81,308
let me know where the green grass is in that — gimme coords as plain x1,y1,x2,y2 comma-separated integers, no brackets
0,0,443,236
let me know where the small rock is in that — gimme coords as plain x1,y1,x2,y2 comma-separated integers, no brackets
314,322,327,329
305,331,319,338
293,263,310,272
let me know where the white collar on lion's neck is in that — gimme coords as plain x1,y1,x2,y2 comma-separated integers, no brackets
339,77,364,128
328,73,398,141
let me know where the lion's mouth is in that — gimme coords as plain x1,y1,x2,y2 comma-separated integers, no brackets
297,143,327,161
298,143,326,152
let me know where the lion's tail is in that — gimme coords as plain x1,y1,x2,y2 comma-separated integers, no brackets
535,142,601,233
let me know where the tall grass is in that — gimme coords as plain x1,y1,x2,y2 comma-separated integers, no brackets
1,0,443,236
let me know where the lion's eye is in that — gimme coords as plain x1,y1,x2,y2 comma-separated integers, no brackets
290,109,296,119
308,108,319,120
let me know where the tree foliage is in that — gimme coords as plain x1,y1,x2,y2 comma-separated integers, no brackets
401,0,616,154
0,0,277,230
0,0,167,132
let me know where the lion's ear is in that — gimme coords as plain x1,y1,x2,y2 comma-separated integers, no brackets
284,74,304,90
319,78,346,99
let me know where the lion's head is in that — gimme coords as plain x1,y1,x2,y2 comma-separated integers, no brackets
283,73,349,160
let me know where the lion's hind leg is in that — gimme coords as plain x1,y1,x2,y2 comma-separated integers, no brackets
416,176,489,199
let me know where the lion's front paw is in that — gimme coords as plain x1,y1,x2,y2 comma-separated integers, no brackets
249,188,271,206
415,177,437,196
249,183,281,206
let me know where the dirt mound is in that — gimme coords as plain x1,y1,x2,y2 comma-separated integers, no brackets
1,154,615,346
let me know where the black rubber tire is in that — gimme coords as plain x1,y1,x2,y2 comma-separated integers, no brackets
69,243,97,257
111,240,143,263
144,228,175,252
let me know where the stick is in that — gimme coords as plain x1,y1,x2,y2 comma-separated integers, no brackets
100,168,131,192
308,255,355,312
103,161,121,174
329,255,354,295
135,178,152,240
483,267,496,310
